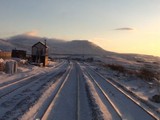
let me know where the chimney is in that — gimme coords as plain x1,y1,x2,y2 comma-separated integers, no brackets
44,39,47,46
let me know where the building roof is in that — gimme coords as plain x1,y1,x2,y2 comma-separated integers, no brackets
12,49,26,52
32,41,48,48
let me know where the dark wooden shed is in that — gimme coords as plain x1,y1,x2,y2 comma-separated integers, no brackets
12,50,26,59
32,41,49,66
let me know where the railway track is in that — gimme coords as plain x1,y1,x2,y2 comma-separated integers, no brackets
76,73,80,120
76,62,93,120
0,61,65,89
0,61,67,99
75,63,82,120
37,62,83,120
83,64,158,120
1,61,157,120
84,69,122,120
0,62,70,119
92,68,159,119
36,63,73,120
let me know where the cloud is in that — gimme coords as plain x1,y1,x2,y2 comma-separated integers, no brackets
0,32,18,38
23,30,38,36
114,27,134,31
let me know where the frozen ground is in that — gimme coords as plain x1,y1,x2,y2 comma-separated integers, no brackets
90,55,160,118
0,57,159,120
0,60,68,119
0,60,58,84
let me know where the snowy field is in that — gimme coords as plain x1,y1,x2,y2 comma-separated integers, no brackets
0,57,159,120
0,60,58,85
93,55,160,105
90,55,160,119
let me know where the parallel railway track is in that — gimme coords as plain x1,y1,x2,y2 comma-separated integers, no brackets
1,61,158,120
0,61,67,99
84,69,122,120
39,62,82,120
83,64,158,120
37,63,73,120
0,61,64,89
0,62,70,119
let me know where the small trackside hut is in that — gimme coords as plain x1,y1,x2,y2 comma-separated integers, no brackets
11,49,26,59
31,40,49,67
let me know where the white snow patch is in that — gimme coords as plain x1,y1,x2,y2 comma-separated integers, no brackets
84,73,113,120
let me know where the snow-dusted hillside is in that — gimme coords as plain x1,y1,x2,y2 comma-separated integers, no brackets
54,40,109,55
1,34,114,55
0,39,15,51
0,34,159,64
7,35,65,54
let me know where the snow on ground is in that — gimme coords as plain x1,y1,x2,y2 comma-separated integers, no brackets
95,55,143,70
0,60,58,85
41,62,78,120
0,60,68,120
99,68,160,109
0,54,159,120
89,55,160,117
21,64,71,120
83,72,115,120
84,64,157,119
95,55,160,71
0,58,4,62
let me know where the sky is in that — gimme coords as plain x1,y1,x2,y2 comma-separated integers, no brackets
0,0,160,56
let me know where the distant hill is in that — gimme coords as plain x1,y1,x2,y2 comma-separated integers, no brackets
0,34,159,64
0,39,15,51
1,34,114,55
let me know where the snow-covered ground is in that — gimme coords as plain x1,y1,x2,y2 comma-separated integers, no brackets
0,60,58,84
83,71,121,120
0,60,68,119
95,55,160,71
93,65,159,101
88,55,160,119
0,57,159,120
